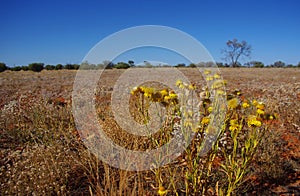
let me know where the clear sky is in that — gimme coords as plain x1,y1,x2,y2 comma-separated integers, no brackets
1,0,299,67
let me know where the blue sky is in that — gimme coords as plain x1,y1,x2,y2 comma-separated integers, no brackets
0,0,299,67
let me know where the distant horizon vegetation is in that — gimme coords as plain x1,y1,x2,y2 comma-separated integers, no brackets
0,60,300,73
1,39,299,72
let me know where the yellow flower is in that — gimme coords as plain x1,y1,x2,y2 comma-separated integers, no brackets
230,119,238,125
252,120,261,127
176,79,183,87
229,119,239,132
211,80,225,89
242,102,250,108
204,69,211,75
146,87,155,94
160,89,168,96
206,76,214,81
214,73,221,79
201,117,210,125
229,125,238,132
252,100,258,106
229,124,239,132
256,102,265,110
208,106,213,113
227,98,239,109
158,186,167,196
188,83,196,90
139,86,146,93
256,109,265,115
164,95,171,102
169,92,177,99
179,83,185,89
247,115,262,127
216,90,226,96
142,87,154,97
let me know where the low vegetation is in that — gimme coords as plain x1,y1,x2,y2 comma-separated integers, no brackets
0,68,299,195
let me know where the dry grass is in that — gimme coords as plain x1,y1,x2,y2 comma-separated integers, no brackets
0,68,299,195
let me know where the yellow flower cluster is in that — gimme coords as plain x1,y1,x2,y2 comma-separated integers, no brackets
175,79,196,90
203,71,223,81
211,80,226,89
201,117,210,125
247,115,262,127
140,86,154,98
203,69,227,98
242,102,250,108
227,98,239,109
229,119,239,132
214,73,221,79
206,76,214,81
256,102,265,110
216,89,226,96
252,99,258,106
250,100,265,115
131,86,178,104
131,78,277,145
204,69,211,75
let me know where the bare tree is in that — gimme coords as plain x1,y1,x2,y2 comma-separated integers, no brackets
223,38,252,67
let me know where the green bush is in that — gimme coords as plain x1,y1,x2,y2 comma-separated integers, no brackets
28,63,44,72
0,62,7,72
45,65,55,70
21,66,29,71
64,64,79,70
11,66,22,71
114,62,130,69
55,64,63,70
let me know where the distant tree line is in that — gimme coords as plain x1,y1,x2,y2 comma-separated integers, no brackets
1,38,299,72
0,60,300,73
0,60,136,72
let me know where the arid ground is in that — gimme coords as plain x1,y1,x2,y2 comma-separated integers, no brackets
0,68,299,195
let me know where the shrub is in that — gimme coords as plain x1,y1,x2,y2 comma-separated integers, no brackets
175,63,186,67
11,66,22,71
21,66,29,71
28,63,44,72
64,64,80,70
188,63,197,68
80,62,96,70
45,65,55,70
0,62,7,72
55,64,63,70
114,62,130,69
